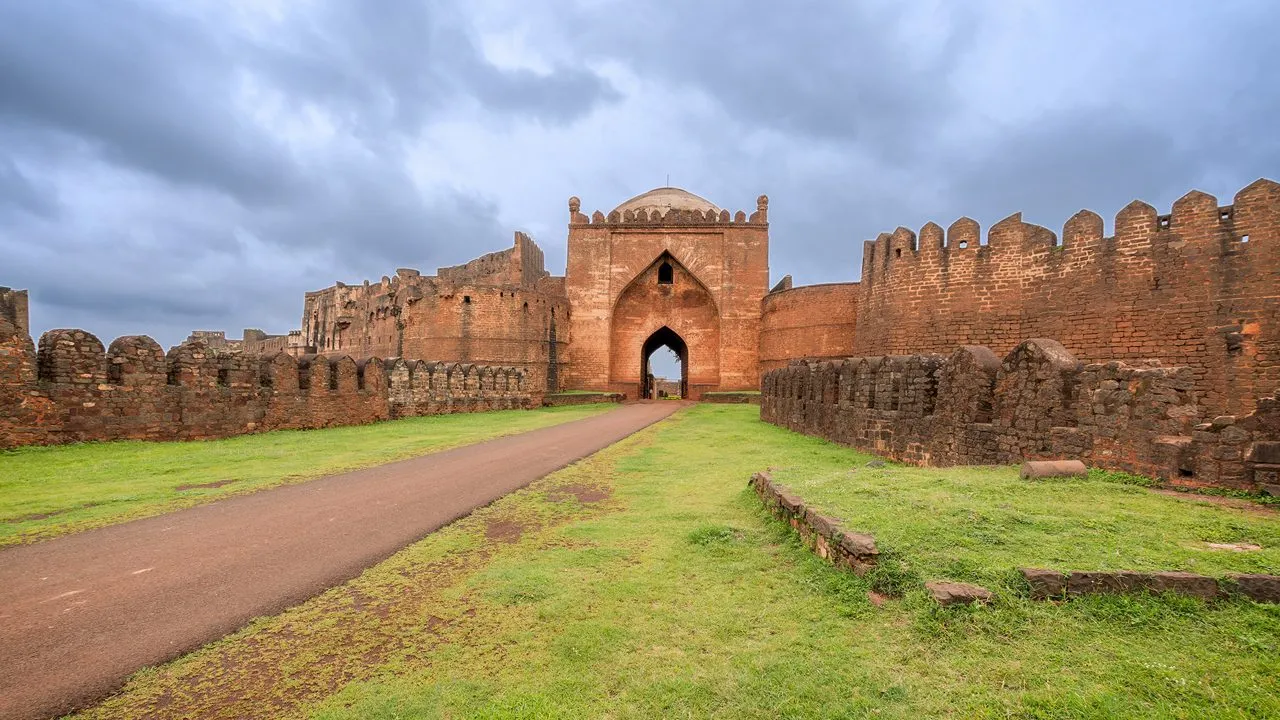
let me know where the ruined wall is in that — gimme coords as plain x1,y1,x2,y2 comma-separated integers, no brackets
302,232,567,392
0,324,534,450
855,180,1280,416
759,282,859,375
1,287,30,338
760,339,1280,492
564,195,769,398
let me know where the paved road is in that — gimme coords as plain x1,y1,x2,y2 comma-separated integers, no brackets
0,402,682,720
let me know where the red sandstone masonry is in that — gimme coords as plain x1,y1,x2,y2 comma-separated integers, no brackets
0,324,534,449
855,179,1280,417
760,339,1280,491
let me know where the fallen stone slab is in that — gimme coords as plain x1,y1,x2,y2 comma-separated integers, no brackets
1020,568,1066,599
1228,574,1280,603
1020,460,1087,479
926,581,994,607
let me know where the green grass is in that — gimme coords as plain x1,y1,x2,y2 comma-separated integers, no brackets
0,405,612,546
75,405,1280,720
770,455,1279,584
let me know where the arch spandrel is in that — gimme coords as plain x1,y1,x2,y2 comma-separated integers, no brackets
608,252,721,390
605,241,724,311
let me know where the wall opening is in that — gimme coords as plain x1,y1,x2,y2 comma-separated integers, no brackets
640,325,687,400
658,261,674,285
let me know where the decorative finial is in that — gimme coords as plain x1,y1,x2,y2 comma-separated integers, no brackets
757,194,769,211
568,196,581,214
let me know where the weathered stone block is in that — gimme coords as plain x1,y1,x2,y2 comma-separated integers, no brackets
1020,460,1087,479
926,581,994,607
1227,574,1280,603
837,531,879,559
1146,571,1219,600
1020,568,1066,599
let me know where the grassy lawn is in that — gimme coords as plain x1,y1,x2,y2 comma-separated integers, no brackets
769,459,1280,584
76,404,1280,719
0,405,612,546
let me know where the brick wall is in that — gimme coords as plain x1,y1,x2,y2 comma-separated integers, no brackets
759,282,859,375
760,339,1279,491
0,325,534,450
301,233,567,392
853,179,1280,416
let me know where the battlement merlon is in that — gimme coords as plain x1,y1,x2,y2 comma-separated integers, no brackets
860,178,1279,284
0,287,30,338
568,194,770,227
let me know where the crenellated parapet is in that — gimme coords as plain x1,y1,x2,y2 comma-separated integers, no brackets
568,194,769,227
854,178,1280,416
761,339,1277,491
0,325,537,449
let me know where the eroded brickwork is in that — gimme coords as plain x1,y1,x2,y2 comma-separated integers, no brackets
0,323,533,449
302,232,567,392
855,180,1280,416
761,340,1280,491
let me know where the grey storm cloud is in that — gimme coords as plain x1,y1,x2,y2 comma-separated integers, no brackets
0,0,1277,349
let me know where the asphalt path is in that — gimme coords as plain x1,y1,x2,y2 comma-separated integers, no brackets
0,401,682,720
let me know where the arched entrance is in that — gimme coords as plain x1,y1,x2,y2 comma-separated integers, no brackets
607,251,721,400
641,326,687,399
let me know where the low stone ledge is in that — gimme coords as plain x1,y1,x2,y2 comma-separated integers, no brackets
702,391,761,405
1021,568,1067,599
1021,567,1280,603
541,392,624,407
749,470,879,576
1228,574,1280,603
926,581,994,607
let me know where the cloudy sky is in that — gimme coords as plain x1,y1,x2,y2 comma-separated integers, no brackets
2,0,1277,349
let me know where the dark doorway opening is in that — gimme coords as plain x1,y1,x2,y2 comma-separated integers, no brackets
641,326,687,399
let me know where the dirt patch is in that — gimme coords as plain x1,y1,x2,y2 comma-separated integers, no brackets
175,479,237,492
484,520,527,544
1205,542,1263,552
7,502,102,524
547,484,611,504
1152,489,1277,515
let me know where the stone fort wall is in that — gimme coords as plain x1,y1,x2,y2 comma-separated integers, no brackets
302,232,567,393
758,280,859,374
761,340,1280,492
0,314,534,449
852,179,1280,416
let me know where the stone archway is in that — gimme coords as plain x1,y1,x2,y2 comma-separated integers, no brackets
640,326,687,399
609,252,720,399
